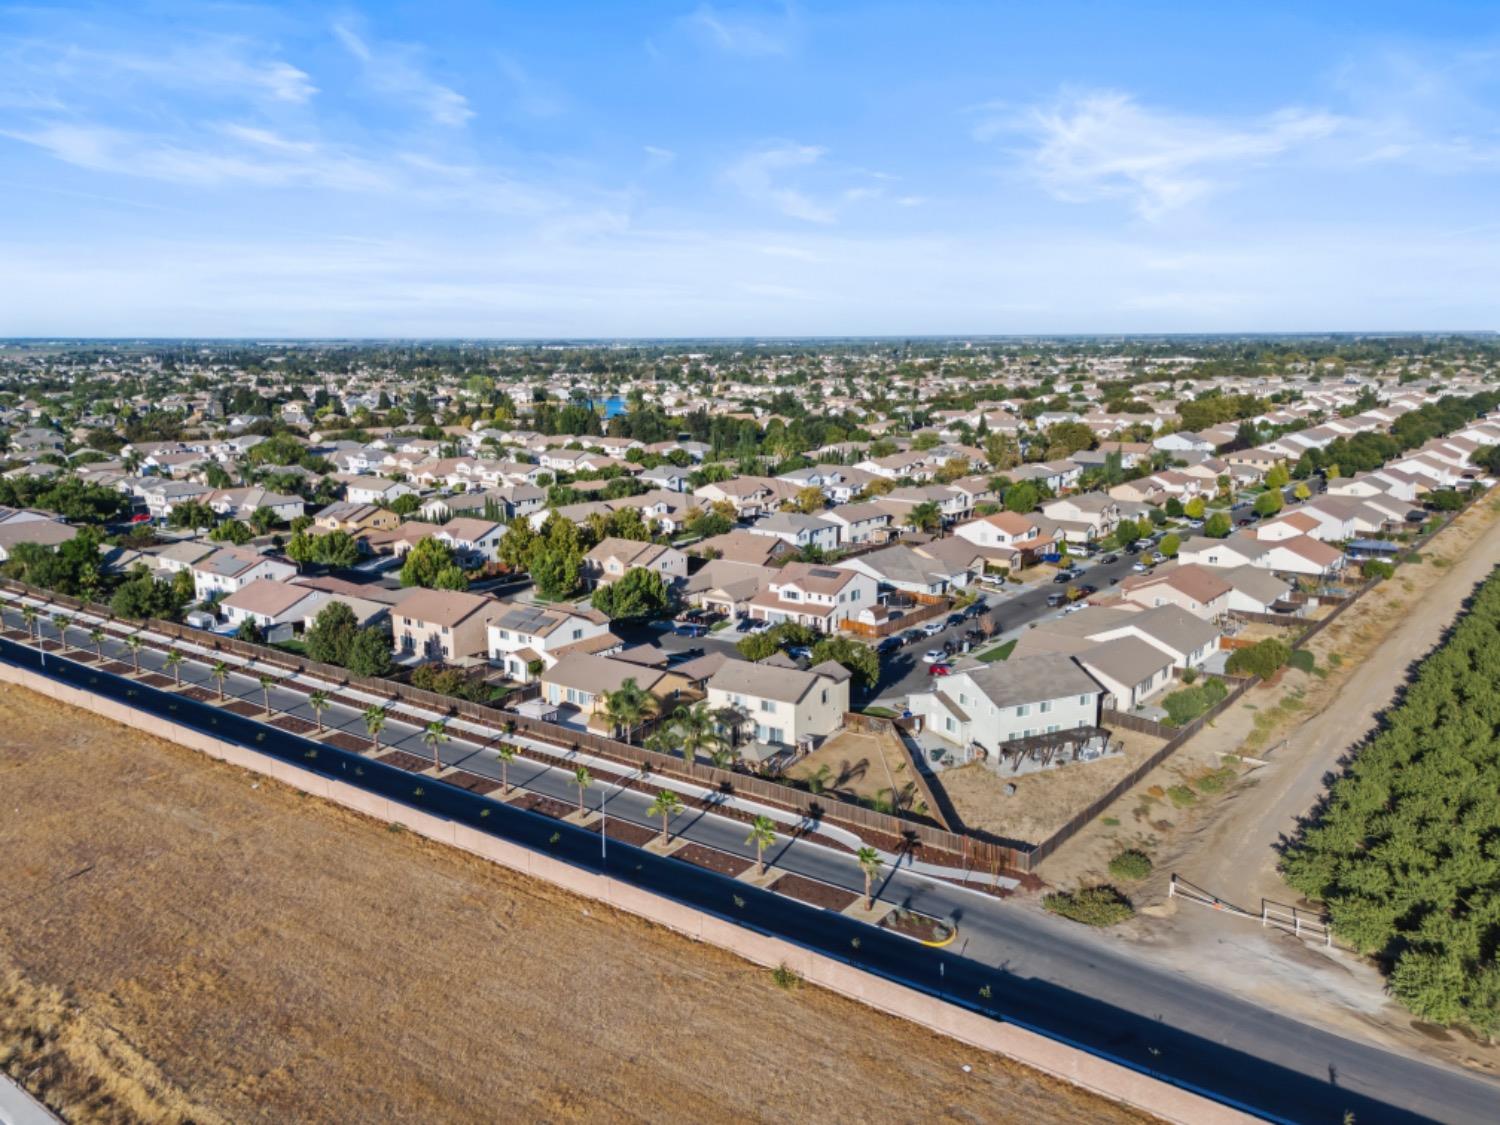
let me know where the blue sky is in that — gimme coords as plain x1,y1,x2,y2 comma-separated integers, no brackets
0,1,1497,336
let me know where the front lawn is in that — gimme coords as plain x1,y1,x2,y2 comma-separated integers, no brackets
976,639,1016,662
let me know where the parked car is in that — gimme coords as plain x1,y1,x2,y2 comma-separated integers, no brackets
1406,510,1428,523
1046,592,1066,608
1076,583,1098,596
896,629,923,647
1052,570,1075,584
875,636,902,655
945,613,966,628
1100,552,1120,564
928,662,953,676
961,599,988,619
1131,561,1150,573
921,648,946,664
920,619,945,637
1236,517,1255,527
1062,603,1086,615
674,622,707,637
745,618,772,633
735,617,759,633
787,646,813,661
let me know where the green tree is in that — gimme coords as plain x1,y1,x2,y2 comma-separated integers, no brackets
306,601,358,665
810,635,879,691
400,536,464,589
746,814,777,876
308,690,329,733
1004,481,1040,514
1293,481,1311,501
1204,512,1232,538
88,626,105,660
210,660,230,701
1253,489,1284,518
496,742,517,794
1184,496,1206,519
210,519,253,545
363,705,387,752
1158,533,1181,558
572,765,593,817
857,846,883,910
346,627,392,676
602,677,657,744
529,542,580,600
313,530,361,569
591,567,671,620
124,634,143,675
904,500,943,535
422,719,448,773
647,789,685,845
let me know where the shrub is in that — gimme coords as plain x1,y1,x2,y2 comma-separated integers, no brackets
1181,666,1199,685
1363,560,1395,580
1107,849,1153,880
1287,649,1316,675
1160,677,1228,726
772,964,802,991
1166,784,1197,807
1194,767,1236,794
1226,638,1292,679
1043,886,1135,926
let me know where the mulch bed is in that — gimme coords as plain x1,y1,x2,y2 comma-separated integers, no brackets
137,672,175,689
445,771,501,796
768,872,859,912
323,731,371,753
97,660,136,676
179,686,219,703
604,818,660,848
221,700,266,718
513,793,580,821
377,750,432,773
271,714,319,735
671,843,754,878
879,909,955,943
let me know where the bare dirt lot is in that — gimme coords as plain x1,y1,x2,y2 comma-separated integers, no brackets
932,726,1169,844
0,685,1147,1125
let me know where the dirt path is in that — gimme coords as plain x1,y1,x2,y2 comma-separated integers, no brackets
1171,498,1500,908
0,684,1147,1125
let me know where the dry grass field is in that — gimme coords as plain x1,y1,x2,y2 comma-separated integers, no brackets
0,685,1148,1125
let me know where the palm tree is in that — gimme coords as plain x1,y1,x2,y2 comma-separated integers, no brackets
906,500,943,537
857,846,884,910
165,649,184,687
308,690,329,733
647,789,685,845
672,701,718,768
258,673,276,716
422,719,448,773
51,613,70,650
89,627,105,660
602,678,656,744
125,635,143,675
496,742,517,794
363,705,387,753
210,660,229,700
746,814,776,876
573,765,592,817
20,604,37,640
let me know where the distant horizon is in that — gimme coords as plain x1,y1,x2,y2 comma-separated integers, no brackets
1,330,1495,346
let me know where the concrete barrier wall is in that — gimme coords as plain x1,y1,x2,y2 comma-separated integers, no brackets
0,662,1251,1125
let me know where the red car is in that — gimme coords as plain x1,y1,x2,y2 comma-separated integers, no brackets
928,663,953,676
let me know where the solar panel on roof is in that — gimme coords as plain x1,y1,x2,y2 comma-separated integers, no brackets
809,567,841,578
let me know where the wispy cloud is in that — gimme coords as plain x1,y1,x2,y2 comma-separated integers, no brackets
725,142,835,221
986,90,1343,218
684,3,797,58
332,20,473,126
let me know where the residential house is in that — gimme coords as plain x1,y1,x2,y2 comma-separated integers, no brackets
706,659,850,753
747,562,878,633
909,653,1102,759
583,538,689,587
747,511,840,553
191,547,298,601
392,588,498,663
487,603,615,681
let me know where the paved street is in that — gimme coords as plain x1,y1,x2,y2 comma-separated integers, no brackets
3,591,1497,1123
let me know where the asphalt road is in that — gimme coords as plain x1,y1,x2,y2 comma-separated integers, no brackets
4,598,1497,1123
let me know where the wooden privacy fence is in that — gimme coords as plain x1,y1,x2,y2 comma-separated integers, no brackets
0,579,1032,873
839,596,950,639
1029,676,1258,866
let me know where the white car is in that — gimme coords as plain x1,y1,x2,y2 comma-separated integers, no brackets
1132,561,1150,573
922,648,946,664
920,619,945,637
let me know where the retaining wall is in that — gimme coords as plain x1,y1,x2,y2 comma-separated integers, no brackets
0,659,1248,1125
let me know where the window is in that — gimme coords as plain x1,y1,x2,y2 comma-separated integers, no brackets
958,692,967,706
1039,700,1052,714
497,629,510,640
850,587,860,601
1079,694,1090,705
759,699,774,713
1016,704,1030,717
572,628,583,640
945,716,956,733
